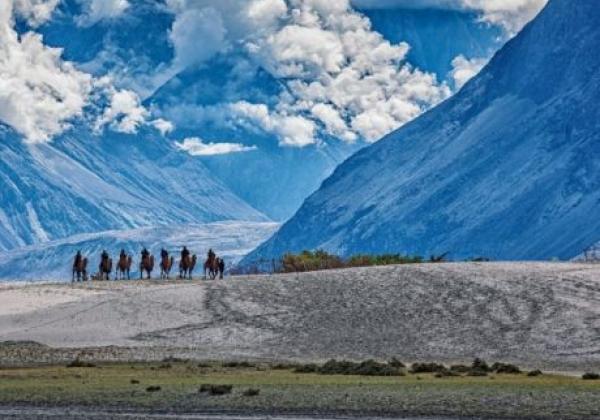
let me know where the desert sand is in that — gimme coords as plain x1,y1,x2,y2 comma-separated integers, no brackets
1,262,599,371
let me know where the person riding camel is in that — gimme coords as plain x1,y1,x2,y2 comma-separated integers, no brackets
208,248,215,261
161,248,168,259
120,249,127,259
181,246,190,261
101,250,109,262
74,250,82,268
141,247,149,261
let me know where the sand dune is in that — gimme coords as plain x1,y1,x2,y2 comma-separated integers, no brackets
1,262,599,371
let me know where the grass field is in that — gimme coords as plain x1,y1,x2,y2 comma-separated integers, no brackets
1,362,599,419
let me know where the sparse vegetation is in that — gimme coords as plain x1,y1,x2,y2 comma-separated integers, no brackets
199,384,233,395
66,358,95,368
528,370,543,377
243,388,260,397
275,250,431,274
410,362,447,374
582,372,600,380
1,362,599,419
294,359,404,376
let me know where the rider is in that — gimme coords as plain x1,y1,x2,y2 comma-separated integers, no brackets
101,249,109,262
207,248,215,261
181,246,190,261
161,248,169,259
120,249,127,259
218,258,225,279
74,250,82,267
141,247,149,260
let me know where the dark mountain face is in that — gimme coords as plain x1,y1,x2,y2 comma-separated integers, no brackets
244,0,600,263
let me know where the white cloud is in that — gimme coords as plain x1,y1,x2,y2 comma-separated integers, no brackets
94,84,148,134
168,7,228,71
150,118,174,136
230,101,316,147
450,54,488,89
76,0,130,27
461,0,547,34
350,0,548,34
12,0,60,26
0,0,92,143
161,0,451,146
175,137,257,156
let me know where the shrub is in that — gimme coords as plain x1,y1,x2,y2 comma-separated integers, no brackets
243,388,260,397
162,357,187,363
272,363,300,370
449,364,470,373
294,363,319,373
295,359,404,376
471,358,491,372
410,362,447,374
199,384,233,395
434,369,459,378
146,386,161,392
66,359,96,368
389,357,405,368
467,370,488,377
527,370,543,377
130,379,140,384
582,372,600,380
491,362,521,374
222,361,255,368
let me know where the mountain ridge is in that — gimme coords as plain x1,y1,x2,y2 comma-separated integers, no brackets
243,0,600,263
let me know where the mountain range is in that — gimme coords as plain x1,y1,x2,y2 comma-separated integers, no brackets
244,0,600,263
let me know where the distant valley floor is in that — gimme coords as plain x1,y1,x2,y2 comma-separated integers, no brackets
1,262,599,373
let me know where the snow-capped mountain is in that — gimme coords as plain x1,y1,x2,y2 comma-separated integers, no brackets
244,0,600,263
0,221,278,281
0,124,267,252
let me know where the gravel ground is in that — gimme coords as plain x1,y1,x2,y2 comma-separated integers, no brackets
1,262,599,371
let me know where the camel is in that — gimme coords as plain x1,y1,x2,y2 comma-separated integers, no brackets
179,254,197,280
72,255,88,282
204,254,219,280
99,255,112,281
160,254,175,280
116,253,133,280
140,254,155,280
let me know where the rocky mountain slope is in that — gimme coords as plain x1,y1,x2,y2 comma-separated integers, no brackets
0,125,267,252
245,0,600,263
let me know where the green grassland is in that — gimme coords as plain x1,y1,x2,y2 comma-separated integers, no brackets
1,362,599,419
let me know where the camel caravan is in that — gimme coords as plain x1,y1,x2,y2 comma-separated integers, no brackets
72,247,225,282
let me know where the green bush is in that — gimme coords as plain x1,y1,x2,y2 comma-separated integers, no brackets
491,362,521,374
410,362,447,374
277,250,426,273
527,370,543,377
66,358,95,368
582,372,600,380
295,359,404,376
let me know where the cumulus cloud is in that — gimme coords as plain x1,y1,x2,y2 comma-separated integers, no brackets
94,83,148,134
161,0,451,146
0,0,92,143
175,137,257,156
450,54,488,89
351,0,548,34
150,118,174,136
12,0,60,26
75,0,130,27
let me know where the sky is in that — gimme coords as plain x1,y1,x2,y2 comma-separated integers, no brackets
0,0,548,153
